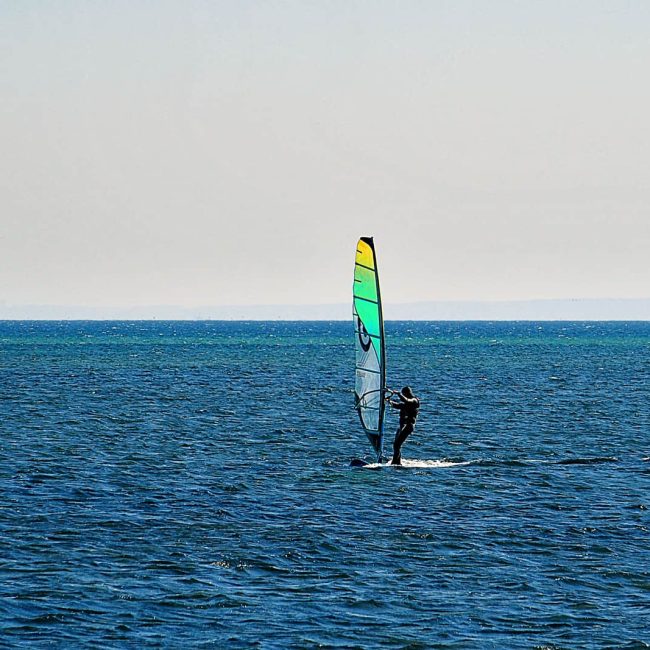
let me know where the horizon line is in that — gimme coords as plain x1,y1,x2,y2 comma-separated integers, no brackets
1,297,649,321
2,297,650,308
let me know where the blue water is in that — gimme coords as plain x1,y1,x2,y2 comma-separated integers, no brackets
1,321,649,649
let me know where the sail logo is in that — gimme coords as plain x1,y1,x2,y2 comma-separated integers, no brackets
356,316,372,352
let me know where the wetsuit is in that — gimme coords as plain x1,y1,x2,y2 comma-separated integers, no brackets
388,394,420,465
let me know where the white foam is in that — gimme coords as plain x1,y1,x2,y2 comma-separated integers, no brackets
400,458,471,468
363,458,470,469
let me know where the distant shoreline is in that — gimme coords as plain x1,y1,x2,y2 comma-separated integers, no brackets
1,298,649,321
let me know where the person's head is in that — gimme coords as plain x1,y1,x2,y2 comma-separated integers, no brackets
401,386,413,398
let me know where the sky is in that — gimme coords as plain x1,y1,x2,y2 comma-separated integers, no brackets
1,1,649,312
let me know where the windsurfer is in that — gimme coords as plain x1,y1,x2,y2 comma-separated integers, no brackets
386,386,420,465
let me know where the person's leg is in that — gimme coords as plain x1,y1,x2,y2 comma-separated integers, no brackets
392,423,413,465
391,425,404,465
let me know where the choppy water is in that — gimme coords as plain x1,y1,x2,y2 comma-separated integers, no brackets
1,321,649,649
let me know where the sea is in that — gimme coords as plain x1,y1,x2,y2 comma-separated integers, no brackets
1,320,649,649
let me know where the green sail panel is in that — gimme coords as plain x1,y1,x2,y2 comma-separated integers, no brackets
353,237,386,457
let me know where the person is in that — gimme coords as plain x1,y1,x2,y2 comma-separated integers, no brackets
386,386,420,466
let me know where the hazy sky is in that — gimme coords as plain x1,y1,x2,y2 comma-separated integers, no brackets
2,1,649,308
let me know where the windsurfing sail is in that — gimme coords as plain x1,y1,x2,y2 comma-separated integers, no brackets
353,237,386,460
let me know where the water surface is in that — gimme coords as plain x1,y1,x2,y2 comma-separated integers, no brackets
1,321,649,648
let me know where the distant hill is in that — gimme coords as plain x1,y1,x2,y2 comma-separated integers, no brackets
383,298,650,321
1,299,649,320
